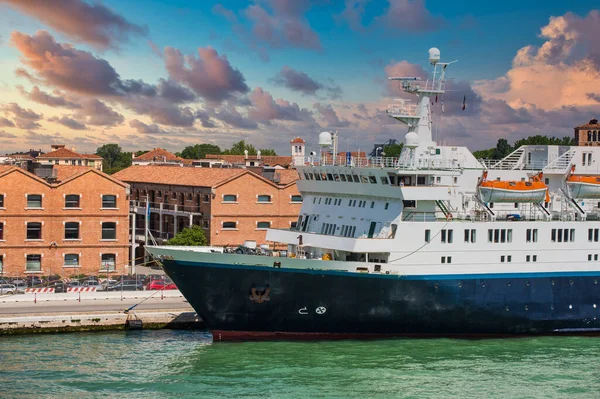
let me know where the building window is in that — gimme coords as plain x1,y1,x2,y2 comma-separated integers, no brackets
101,254,116,271
223,194,237,202
26,222,42,240
0,255,3,273
64,254,80,267
65,194,80,208
102,195,117,208
256,221,271,229
26,254,41,272
222,221,237,229
0,194,4,207
257,194,272,203
64,222,80,240
203,194,210,202
291,195,302,203
0,222,3,240
101,222,117,240
27,194,42,208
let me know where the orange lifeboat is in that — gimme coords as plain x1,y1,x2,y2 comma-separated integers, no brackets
566,165,600,199
478,171,549,203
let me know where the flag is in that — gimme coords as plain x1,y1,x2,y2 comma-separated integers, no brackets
462,95,466,111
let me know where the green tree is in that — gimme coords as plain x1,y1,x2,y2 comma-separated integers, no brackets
473,135,576,160
259,148,277,156
492,138,512,159
96,144,132,174
180,144,221,159
383,143,403,158
135,150,149,157
223,140,257,155
166,225,208,246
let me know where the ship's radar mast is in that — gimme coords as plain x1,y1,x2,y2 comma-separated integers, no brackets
386,48,456,148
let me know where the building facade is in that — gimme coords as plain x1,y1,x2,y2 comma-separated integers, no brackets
113,165,301,253
574,119,600,146
0,165,130,278
36,145,104,171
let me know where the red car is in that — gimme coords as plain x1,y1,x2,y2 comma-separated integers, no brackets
146,280,177,290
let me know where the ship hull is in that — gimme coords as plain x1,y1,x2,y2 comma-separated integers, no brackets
161,259,600,341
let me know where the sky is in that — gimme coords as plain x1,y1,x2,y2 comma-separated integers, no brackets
0,0,599,156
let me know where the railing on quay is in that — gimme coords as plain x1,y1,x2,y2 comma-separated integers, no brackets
130,200,202,214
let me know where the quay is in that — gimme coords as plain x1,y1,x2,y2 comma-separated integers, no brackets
0,291,203,335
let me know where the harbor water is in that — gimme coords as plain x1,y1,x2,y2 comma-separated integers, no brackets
1,331,600,398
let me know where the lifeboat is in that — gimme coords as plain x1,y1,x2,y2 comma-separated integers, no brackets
566,165,600,199
478,171,549,203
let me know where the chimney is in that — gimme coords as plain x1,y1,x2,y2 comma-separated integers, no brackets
51,144,65,150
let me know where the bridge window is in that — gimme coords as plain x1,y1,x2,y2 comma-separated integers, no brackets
380,176,389,184
369,176,377,184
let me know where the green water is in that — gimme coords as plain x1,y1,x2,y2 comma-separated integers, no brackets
1,331,600,398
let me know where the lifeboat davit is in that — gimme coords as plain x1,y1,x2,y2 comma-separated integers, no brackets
478,171,549,203
566,165,600,199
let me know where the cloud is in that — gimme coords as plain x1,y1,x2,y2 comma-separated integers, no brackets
0,117,15,127
375,0,444,32
73,98,124,127
0,130,16,138
129,119,165,134
48,115,87,130
164,46,249,104
1,102,43,129
313,103,351,128
156,78,196,103
248,87,315,123
335,0,371,32
271,66,343,99
2,0,147,49
17,85,81,109
123,95,196,127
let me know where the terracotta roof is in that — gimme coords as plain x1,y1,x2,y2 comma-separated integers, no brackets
290,137,305,144
575,119,600,129
133,148,185,162
205,154,293,167
52,165,94,181
274,169,299,185
112,165,248,187
37,147,101,160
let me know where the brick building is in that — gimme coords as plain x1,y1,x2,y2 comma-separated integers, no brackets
112,165,301,252
575,119,600,146
0,165,130,278
132,148,188,166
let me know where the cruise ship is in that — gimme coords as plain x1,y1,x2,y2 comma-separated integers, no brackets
146,48,600,341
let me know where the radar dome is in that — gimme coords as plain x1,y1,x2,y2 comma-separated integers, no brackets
405,132,419,149
318,131,333,147
428,47,440,64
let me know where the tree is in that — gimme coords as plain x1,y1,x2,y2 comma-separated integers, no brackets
96,144,132,174
383,143,403,158
473,135,576,160
223,140,257,155
492,138,512,159
166,225,208,246
259,148,277,156
180,144,221,159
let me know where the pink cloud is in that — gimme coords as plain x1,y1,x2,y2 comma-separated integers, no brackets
248,87,315,124
2,0,147,49
164,46,249,104
48,115,87,130
17,85,81,109
376,0,444,32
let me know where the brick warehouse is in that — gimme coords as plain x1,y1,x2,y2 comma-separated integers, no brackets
112,165,301,252
0,165,130,278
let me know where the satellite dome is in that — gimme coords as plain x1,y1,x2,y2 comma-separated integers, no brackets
428,47,440,64
405,132,419,148
318,131,333,147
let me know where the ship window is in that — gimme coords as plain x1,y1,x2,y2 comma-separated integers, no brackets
313,197,316,204
334,174,340,181
589,229,599,242
327,173,334,181
319,198,322,204
388,175,396,185
346,174,353,182
464,229,476,243
489,203,494,208
360,175,369,183
551,229,557,242
488,229,493,243
425,229,431,243
533,255,537,262
321,173,327,180
441,229,453,243
371,201,375,208
526,255,531,262
596,254,599,261
315,173,321,181
494,229,499,243
589,254,592,261
526,228,538,243
385,202,389,210
340,174,347,182
441,230,446,243
380,176,389,185
471,229,476,243
402,200,416,208
417,176,425,185
570,229,575,242
545,178,550,185
441,256,446,264
501,256,505,263
350,175,357,183
447,256,452,264
369,176,377,184
507,255,512,262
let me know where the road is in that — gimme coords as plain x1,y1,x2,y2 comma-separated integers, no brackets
0,296,193,316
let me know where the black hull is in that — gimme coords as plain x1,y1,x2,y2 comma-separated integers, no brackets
162,260,600,341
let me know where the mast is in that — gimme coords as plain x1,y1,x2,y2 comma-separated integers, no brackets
387,48,456,147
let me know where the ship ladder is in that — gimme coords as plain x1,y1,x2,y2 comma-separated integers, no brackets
473,195,495,219
559,188,586,220
532,202,552,220
435,200,451,220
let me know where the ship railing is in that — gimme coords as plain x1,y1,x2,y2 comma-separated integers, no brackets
479,159,548,170
419,79,446,93
310,155,463,170
386,104,418,117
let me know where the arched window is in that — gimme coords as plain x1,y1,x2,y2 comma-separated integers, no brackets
594,131,598,142
588,131,592,142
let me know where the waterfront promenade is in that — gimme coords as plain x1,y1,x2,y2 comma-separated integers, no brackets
0,291,201,334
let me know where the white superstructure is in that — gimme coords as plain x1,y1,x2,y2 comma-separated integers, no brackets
263,48,600,277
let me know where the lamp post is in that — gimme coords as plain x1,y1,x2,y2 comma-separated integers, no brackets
381,151,386,167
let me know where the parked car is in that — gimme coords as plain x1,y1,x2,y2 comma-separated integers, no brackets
67,281,82,288
0,284,16,295
26,276,42,287
83,280,102,290
146,280,177,290
108,281,143,291
50,282,67,293
12,280,27,294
